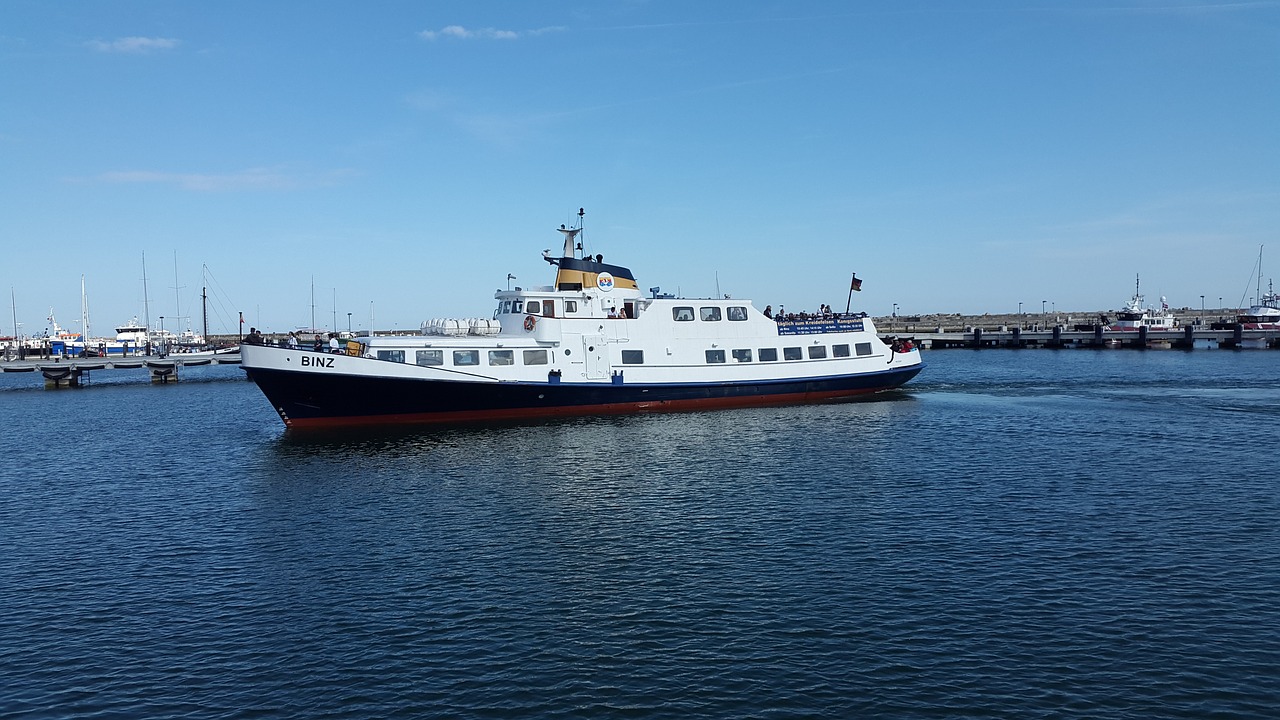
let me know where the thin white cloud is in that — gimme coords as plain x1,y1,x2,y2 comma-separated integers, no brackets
91,167,355,192
1095,1,1280,13
418,25,563,41
86,36,180,54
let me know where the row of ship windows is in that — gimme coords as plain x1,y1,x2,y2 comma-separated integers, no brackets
375,342,875,368
501,300,580,316
625,342,874,365
674,306,748,322
378,348,550,366
501,300,748,321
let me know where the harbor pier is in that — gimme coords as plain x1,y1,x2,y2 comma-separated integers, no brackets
1,354,241,388
901,326,1277,350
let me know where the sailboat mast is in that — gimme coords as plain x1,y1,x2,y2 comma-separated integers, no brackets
1257,245,1264,306
142,252,151,337
202,286,209,346
81,274,90,343
173,251,182,332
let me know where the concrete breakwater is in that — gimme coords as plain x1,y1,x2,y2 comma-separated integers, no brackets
871,308,1234,334
872,308,1278,349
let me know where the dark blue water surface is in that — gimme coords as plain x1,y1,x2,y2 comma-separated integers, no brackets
1,350,1278,719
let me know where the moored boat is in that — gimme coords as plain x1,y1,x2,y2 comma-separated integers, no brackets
1108,274,1177,335
241,213,924,428
1237,247,1279,331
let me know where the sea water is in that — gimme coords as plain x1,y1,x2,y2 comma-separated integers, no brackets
1,350,1277,719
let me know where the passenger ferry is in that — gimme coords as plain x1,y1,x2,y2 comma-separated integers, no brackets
240,214,924,429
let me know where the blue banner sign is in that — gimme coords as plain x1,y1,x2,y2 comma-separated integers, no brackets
776,317,866,336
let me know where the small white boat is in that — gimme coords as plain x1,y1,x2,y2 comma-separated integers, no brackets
1108,275,1178,333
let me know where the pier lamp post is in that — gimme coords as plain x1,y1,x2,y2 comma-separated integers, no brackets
1018,301,1022,315
1200,295,1205,325
892,303,898,332
347,312,352,333
1041,300,1046,315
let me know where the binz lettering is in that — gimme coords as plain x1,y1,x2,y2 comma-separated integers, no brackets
300,356,335,368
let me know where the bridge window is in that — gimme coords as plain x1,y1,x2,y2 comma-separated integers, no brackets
783,347,803,361
416,349,443,366
501,301,512,314
700,307,722,322
855,342,873,356
727,306,748,321
453,350,479,366
705,349,726,363
673,307,695,322
759,348,778,362
731,349,752,363
512,301,524,314
622,350,644,364
488,350,514,366
808,346,827,359
832,344,850,358
523,349,548,365
525,301,541,315
565,301,578,313
377,350,405,363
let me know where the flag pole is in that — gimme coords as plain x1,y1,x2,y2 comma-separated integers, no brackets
845,274,855,315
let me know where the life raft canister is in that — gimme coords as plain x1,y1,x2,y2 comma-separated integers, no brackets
524,315,537,332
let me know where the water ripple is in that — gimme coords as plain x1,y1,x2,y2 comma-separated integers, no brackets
1,356,1278,718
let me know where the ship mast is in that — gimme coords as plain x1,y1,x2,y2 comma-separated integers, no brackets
142,252,151,339
173,251,183,334
202,285,209,347
81,274,90,344
1257,245,1264,307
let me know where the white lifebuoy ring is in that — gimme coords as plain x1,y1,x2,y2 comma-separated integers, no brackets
524,315,537,332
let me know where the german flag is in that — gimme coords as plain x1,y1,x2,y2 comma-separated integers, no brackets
851,273,863,292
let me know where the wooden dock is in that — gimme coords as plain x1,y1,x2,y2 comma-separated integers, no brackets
0,354,241,387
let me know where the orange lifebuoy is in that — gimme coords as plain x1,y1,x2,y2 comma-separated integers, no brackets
524,315,537,332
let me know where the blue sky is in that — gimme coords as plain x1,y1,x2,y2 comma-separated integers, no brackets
2,1,1277,337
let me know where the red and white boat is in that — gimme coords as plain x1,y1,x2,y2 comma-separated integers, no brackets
1237,247,1279,331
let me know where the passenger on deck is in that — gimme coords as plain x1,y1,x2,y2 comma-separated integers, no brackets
764,305,773,319
329,333,341,353
244,328,263,345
